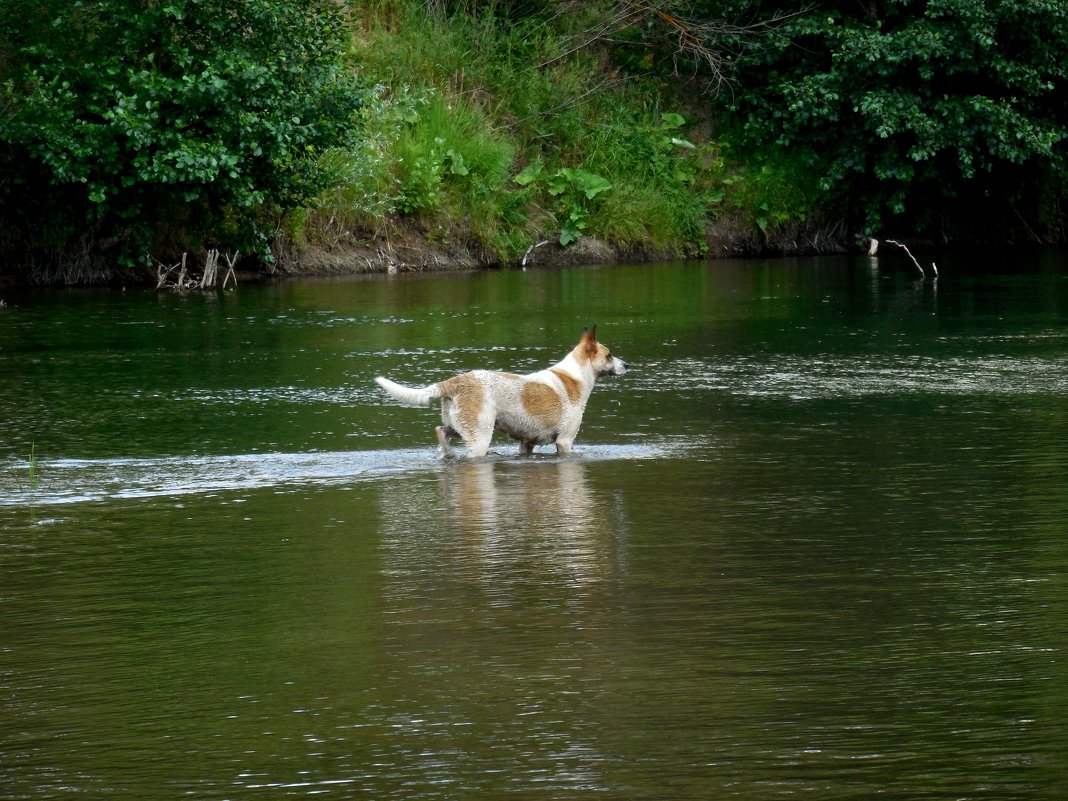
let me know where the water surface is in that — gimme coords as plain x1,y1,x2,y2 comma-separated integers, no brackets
2,254,1067,799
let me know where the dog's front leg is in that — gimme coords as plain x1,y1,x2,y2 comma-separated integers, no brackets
436,425,457,458
555,439,574,455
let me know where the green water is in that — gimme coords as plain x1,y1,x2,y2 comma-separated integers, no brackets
2,254,1067,799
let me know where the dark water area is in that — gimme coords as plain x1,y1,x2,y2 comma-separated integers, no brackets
2,253,1067,799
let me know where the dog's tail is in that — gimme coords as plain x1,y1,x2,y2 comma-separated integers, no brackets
374,376,442,407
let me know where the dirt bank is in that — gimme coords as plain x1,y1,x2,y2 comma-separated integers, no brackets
271,216,853,278
273,220,656,276
0,216,855,288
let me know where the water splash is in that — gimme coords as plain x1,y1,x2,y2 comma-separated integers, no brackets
0,441,680,507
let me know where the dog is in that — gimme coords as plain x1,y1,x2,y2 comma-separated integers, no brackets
374,326,628,458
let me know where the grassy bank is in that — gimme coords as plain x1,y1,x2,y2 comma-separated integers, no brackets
275,1,827,273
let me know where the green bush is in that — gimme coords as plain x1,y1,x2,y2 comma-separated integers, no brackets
395,95,514,215
0,0,362,271
704,0,1068,238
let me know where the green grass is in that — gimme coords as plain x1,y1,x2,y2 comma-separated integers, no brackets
287,0,737,263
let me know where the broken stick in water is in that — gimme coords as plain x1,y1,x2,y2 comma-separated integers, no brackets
884,238,927,279
222,251,239,289
521,240,549,267
869,239,938,279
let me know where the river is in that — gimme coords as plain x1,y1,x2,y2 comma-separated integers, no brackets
2,252,1067,799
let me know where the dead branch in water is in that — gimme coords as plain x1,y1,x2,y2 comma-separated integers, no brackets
883,240,924,278
154,253,184,289
221,251,239,289
875,239,939,279
153,250,240,290
176,251,188,287
521,240,550,267
200,249,219,289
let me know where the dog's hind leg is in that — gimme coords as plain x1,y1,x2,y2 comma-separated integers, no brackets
436,425,458,458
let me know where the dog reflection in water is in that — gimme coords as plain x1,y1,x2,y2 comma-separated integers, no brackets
375,326,628,457
440,458,615,586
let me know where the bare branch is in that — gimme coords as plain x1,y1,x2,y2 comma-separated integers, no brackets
883,239,926,279
540,1,804,94
423,1,798,95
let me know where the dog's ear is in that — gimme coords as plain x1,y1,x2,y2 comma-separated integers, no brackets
582,324,599,354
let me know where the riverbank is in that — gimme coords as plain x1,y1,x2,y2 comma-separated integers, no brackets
269,212,851,278
0,213,852,287
6,1,1061,286
263,2,842,281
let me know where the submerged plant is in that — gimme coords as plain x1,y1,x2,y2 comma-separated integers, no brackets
28,442,40,490
15,441,42,491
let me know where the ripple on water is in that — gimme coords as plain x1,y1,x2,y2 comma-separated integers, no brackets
648,354,1068,400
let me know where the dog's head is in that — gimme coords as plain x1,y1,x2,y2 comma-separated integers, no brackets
577,325,629,377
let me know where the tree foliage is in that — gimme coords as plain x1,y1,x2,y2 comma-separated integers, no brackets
703,0,1068,239
0,0,361,272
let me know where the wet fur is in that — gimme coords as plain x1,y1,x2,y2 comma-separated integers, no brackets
375,326,628,458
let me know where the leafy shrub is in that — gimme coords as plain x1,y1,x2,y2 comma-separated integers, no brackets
395,95,514,215
580,111,720,251
0,0,362,271
706,0,1068,238
315,84,425,224
516,162,613,245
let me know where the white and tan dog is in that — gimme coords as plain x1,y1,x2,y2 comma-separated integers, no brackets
375,326,628,458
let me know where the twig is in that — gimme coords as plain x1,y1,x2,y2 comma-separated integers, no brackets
522,240,550,267
176,252,188,287
527,1,801,95
884,239,925,279
154,254,181,289
222,251,239,289
1008,200,1044,245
